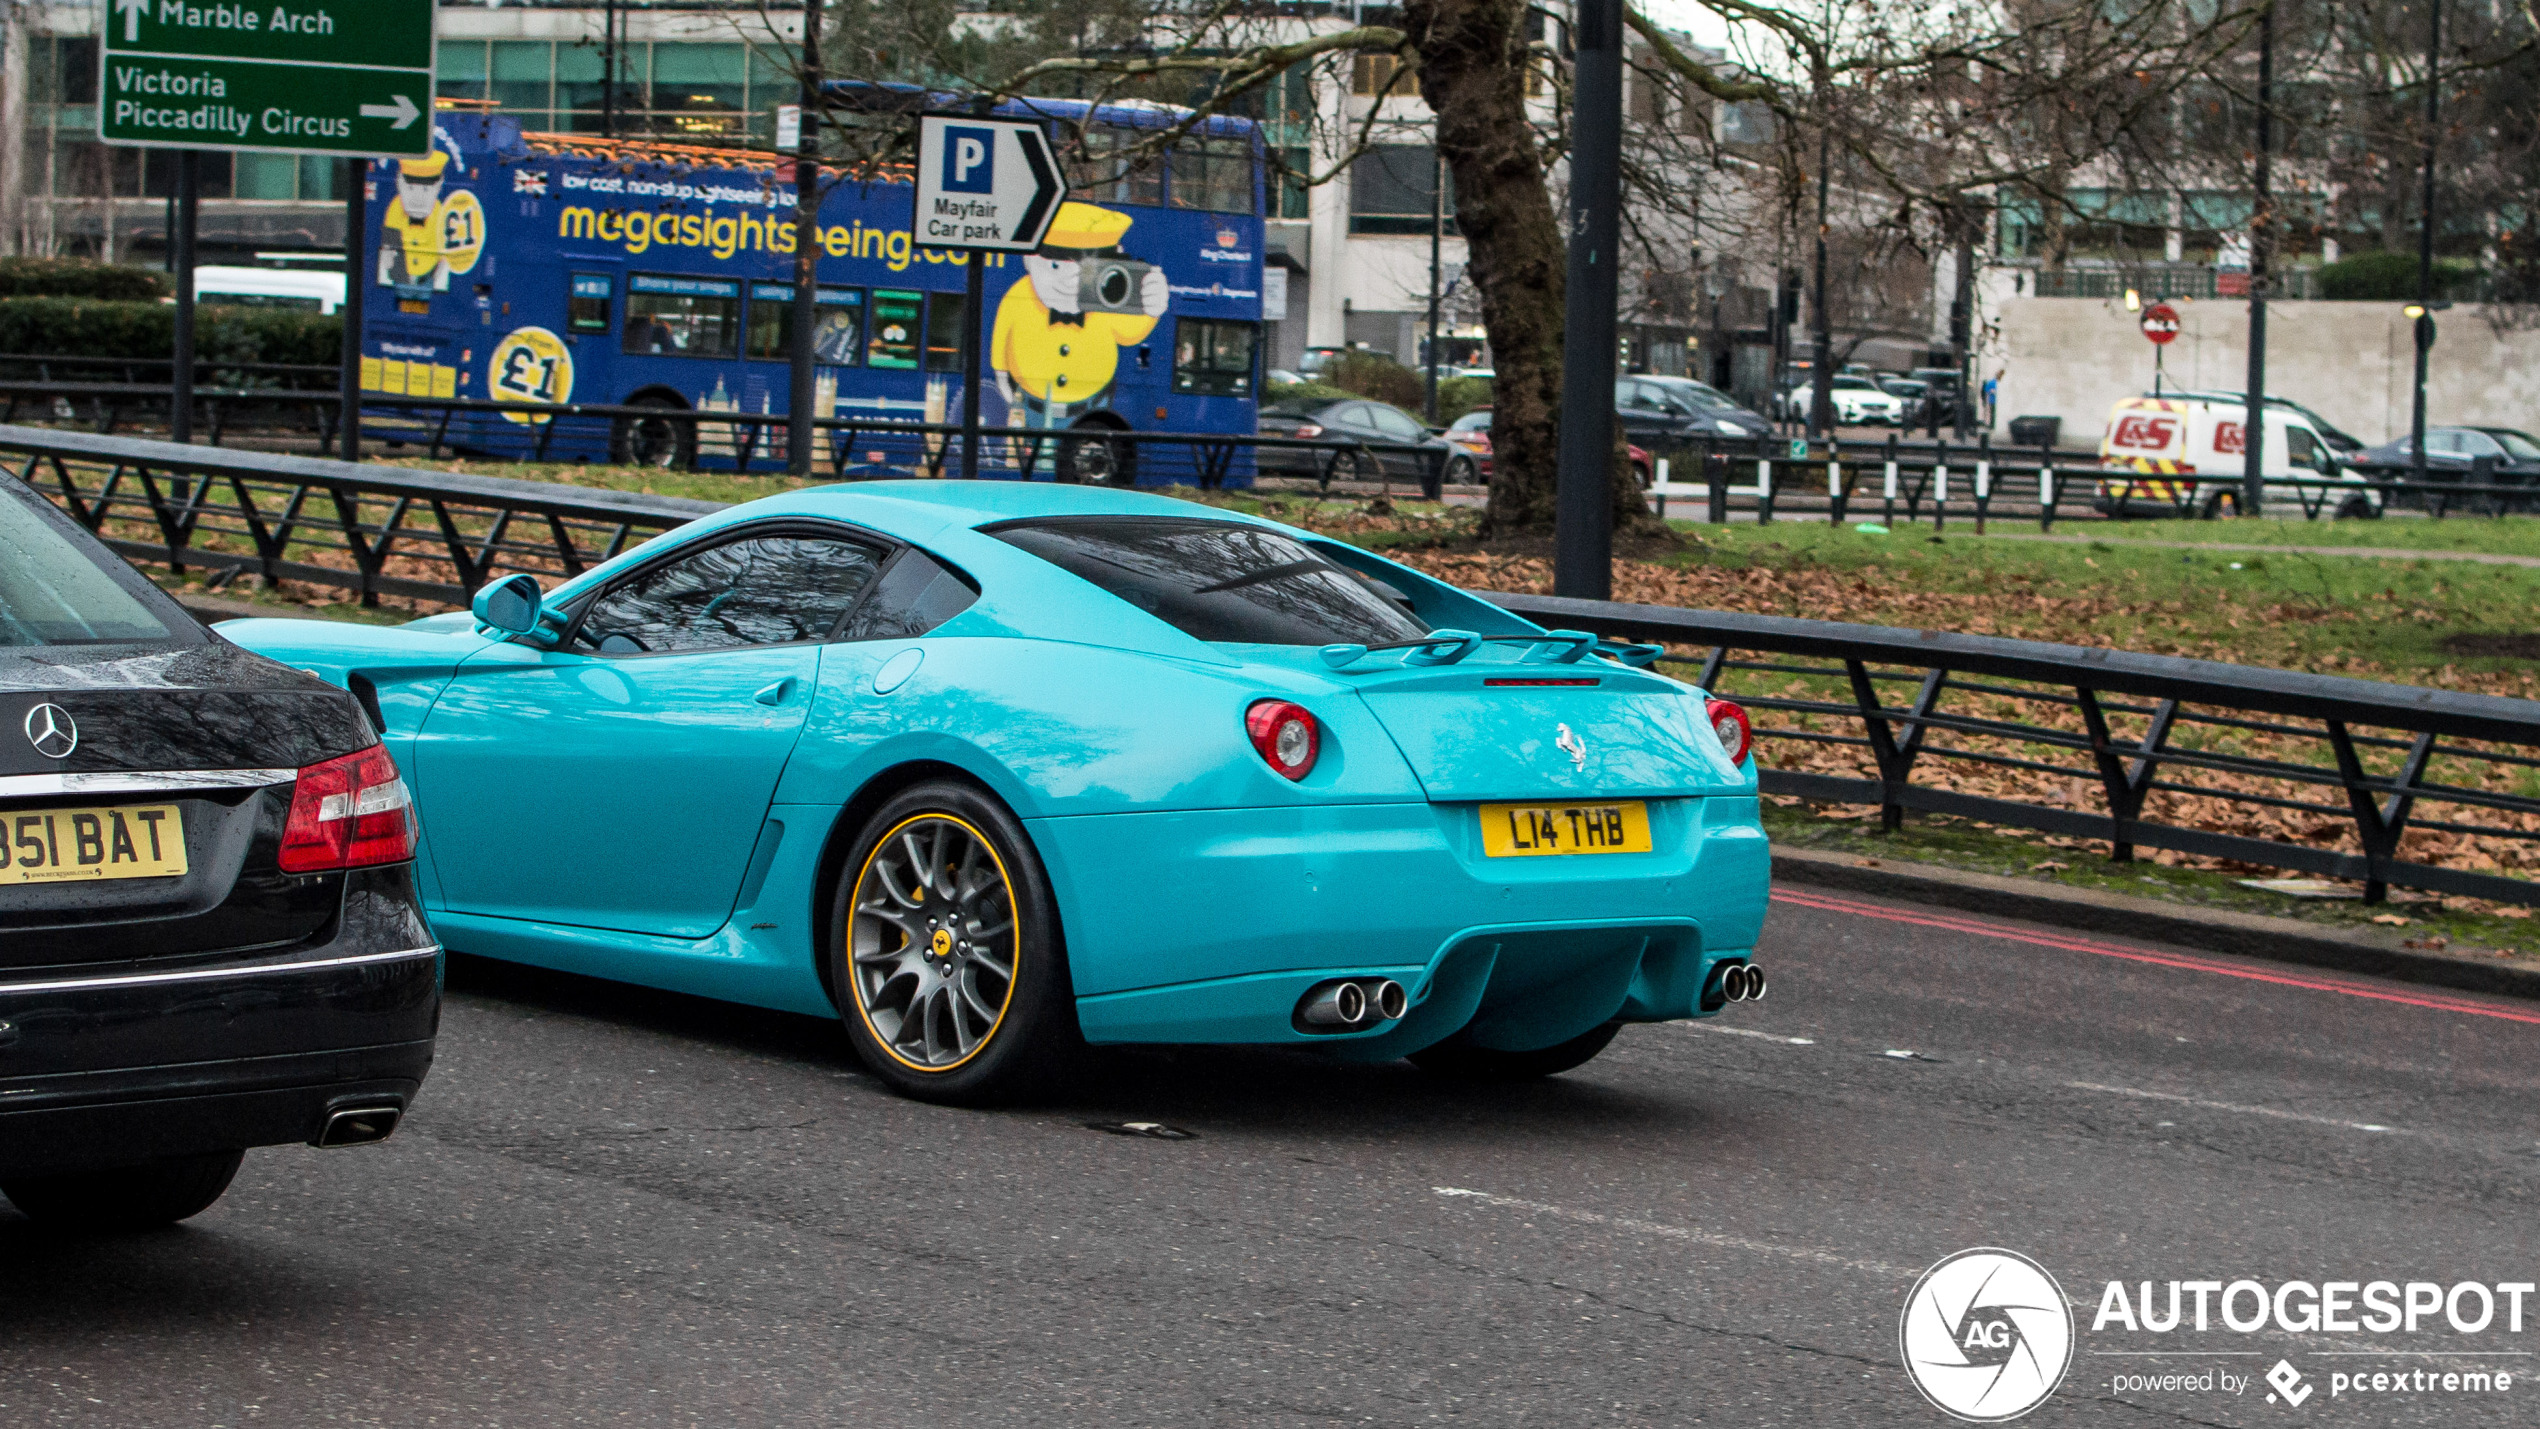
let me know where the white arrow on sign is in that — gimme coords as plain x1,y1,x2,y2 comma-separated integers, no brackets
359,94,422,129
115,0,147,42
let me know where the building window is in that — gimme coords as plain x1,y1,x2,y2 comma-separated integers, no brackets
652,43,747,137
1275,146,1312,220
1348,145,1453,236
1172,319,1256,397
1351,53,1417,98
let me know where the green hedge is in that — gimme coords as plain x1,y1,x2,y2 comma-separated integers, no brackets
2316,250,2482,302
0,297,338,368
0,258,172,302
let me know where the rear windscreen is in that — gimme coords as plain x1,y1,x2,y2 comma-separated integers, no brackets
0,483,178,647
986,517,1428,646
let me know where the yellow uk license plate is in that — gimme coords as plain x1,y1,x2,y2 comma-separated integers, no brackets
1480,801,1652,858
1,805,188,885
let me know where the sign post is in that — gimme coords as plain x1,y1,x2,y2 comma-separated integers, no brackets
912,113,1064,480
101,0,434,450
2139,300,2179,396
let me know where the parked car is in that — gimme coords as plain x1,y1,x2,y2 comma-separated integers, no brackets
2095,394,2380,519
2347,426,2540,506
1442,408,1655,484
1257,396,1477,489
1777,372,1906,426
0,471,437,1231
1619,376,1774,444
1265,368,1306,388
224,483,1773,1103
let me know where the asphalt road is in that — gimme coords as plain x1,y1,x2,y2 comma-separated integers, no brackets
6,887,2537,1427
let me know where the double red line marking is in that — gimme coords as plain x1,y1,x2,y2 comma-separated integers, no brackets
1771,886,2540,1027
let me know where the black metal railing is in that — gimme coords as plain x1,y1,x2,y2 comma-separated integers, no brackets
4,374,2536,523
6,422,2534,906
1491,595,2540,909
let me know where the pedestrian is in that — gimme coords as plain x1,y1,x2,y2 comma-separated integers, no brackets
1982,369,2002,431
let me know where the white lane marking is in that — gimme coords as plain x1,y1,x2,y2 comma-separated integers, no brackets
2065,1081,2402,1134
1683,1024,1816,1046
1431,1187,1916,1280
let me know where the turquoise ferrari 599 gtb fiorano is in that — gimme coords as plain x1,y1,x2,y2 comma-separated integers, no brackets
222,482,1771,1103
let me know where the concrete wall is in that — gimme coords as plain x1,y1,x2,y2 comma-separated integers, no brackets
1984,295,2540,448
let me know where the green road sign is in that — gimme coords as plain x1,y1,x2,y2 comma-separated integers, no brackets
99,0,435,156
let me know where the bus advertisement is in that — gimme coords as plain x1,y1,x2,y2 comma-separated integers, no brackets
360,101,1267,481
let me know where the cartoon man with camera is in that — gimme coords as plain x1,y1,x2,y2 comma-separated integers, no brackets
991,201,1169,430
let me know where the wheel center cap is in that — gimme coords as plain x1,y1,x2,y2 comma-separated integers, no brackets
930,928,954,959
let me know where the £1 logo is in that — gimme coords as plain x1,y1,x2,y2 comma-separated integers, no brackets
488,326,574,426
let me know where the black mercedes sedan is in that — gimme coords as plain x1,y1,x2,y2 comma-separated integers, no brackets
1,471,438,1231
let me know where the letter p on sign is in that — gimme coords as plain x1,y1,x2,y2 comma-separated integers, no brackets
945,127,994,193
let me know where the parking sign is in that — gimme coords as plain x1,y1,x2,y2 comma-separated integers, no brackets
913,115,1066,252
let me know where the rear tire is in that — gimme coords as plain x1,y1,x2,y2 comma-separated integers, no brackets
1055,425,1133,486
2,1149,244,1231
611,395,693,469
2337,494,2380,520
828,781,1080,1106
1409,1023,1622,1082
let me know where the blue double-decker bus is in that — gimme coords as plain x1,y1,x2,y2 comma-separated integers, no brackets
359,95,1267,481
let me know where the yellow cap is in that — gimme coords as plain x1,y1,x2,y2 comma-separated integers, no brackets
1042,202,1132,250
398,150,452,180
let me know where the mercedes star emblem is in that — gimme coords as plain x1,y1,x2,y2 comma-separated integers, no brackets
1556,722,1586,771
24,703,78,760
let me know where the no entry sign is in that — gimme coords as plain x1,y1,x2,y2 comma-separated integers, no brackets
2140,302,2181,345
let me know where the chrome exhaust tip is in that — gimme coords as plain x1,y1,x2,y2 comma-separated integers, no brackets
314,1103,403,1148
1742,965,1767,1001
1299,980,1370,1028
1370,978,1408,1022
1720,964,1751,1002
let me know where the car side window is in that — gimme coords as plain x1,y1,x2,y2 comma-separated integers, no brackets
2284,426,2318,466
573,532,886,655
839,548,979,641
1369,405,1426,440
2461,431,2504,458
2428,430,2464,456
1330,403,1370,430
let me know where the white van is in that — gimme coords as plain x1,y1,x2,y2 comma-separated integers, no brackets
189,265,344,315
2096,394,2381,519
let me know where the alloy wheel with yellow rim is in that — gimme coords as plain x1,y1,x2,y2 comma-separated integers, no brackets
844,812,1020,1072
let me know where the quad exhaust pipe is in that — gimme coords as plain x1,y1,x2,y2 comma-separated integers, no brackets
1296,977,1408,1032
313,1102,404,1148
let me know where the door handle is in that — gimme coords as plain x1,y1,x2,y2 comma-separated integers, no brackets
753,678,795,706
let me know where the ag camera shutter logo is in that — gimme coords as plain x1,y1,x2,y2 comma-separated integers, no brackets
942,126,995,193
1901,1248,2074,1421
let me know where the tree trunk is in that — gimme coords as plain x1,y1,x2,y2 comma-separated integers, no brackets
1404,0,1647,536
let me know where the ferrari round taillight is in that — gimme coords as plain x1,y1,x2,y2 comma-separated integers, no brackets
280,744,417,873
1245,700,1321,781
1708,700,1753,766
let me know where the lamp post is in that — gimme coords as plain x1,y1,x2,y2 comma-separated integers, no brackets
2409,0,2443,496
2239,0,2272,517
1807,0,1833,441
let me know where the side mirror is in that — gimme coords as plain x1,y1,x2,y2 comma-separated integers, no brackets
473,573,545,636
